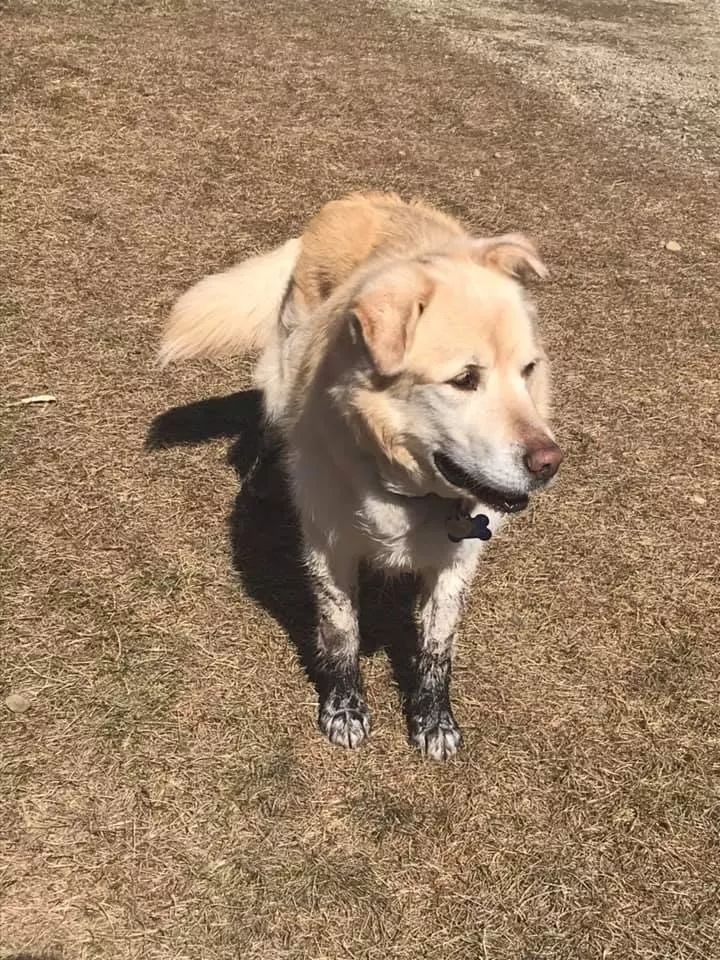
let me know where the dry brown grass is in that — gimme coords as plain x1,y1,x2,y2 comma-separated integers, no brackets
1,1,719,958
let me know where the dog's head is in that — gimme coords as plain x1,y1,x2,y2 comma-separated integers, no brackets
343,236,562,510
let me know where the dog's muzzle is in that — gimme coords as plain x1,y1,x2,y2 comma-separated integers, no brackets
433,452,530,514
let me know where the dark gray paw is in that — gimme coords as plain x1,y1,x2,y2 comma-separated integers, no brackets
410,709,462,761
319,690,371,749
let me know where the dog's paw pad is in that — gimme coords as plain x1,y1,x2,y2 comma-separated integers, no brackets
319,693,371,749
410,712,462,761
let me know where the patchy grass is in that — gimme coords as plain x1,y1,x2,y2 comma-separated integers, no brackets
1,1,719,959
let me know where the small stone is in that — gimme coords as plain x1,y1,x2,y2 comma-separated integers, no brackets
690,494,707,506
5,693,30,714
664,240,682,252
472,167,480,177
615,807,637,826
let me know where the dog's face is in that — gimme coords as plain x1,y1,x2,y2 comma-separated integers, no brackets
347,238,562,509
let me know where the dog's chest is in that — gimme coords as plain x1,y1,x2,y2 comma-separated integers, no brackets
289,450,503,573
357,493,499,572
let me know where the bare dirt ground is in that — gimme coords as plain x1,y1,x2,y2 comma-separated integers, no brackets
1,2,719,959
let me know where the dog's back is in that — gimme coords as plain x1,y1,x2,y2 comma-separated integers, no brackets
159,192,465,372
293,192,465,313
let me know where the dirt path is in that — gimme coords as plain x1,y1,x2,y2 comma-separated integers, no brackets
2,2,719,959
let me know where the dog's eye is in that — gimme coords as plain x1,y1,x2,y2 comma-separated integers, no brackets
448,366,480,391
522,361,538,378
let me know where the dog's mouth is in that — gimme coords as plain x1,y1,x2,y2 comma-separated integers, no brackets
433,452,529,514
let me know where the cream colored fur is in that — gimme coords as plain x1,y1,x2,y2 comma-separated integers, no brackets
159,192,562,761
159,237,300,366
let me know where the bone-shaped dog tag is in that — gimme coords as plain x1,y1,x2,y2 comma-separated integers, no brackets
447,511,492,543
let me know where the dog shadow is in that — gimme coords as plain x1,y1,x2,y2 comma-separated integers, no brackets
146,389,420,713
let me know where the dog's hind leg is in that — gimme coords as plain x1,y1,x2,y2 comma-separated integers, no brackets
408,558,477,761
307,548,370,749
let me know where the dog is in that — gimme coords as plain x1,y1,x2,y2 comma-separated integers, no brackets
160,191,562,760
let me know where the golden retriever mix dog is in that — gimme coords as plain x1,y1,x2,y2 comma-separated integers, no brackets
160,191,562,760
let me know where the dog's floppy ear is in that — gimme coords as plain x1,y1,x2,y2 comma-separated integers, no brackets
351,264,432,377
471,234,548,281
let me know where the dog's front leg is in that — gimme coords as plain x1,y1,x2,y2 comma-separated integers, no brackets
409,561,474,761
307,548,370,749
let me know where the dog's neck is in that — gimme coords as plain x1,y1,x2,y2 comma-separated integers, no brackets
378,484,491,543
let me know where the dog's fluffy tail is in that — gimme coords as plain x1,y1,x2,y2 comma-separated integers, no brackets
159,237,300,366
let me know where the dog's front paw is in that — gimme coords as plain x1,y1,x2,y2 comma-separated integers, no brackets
410,709,462,761
319,690,371,749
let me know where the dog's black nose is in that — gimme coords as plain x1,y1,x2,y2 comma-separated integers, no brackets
524,440,563,481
